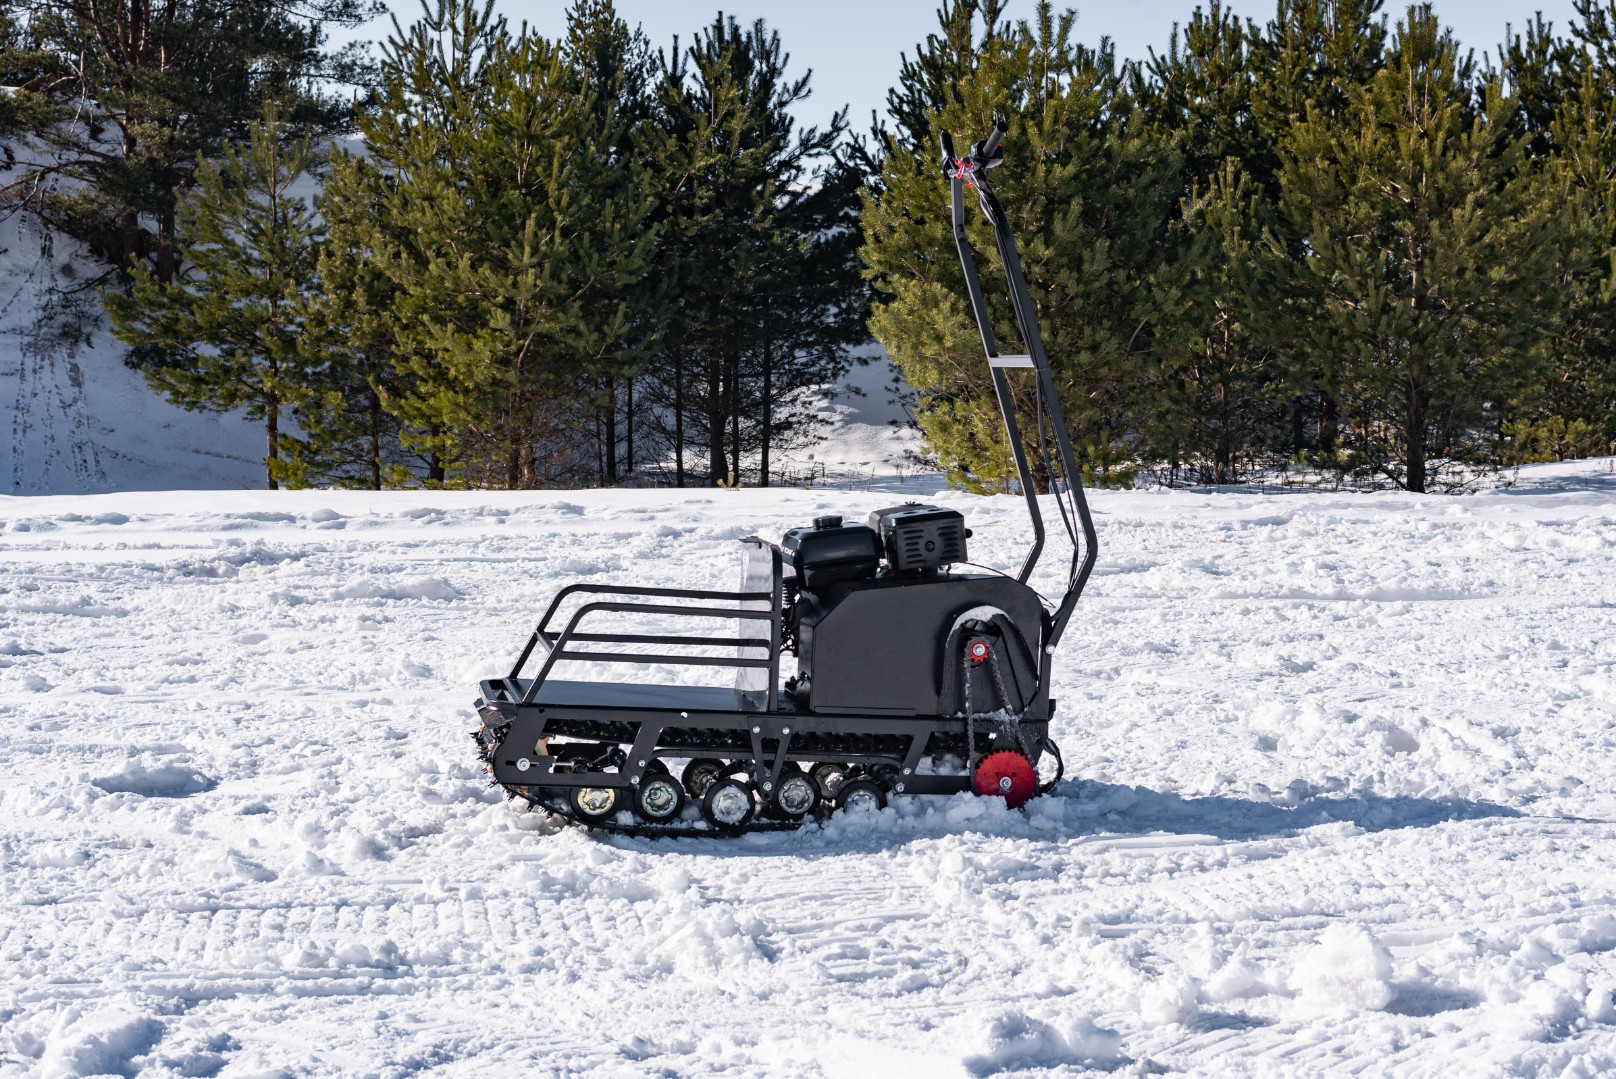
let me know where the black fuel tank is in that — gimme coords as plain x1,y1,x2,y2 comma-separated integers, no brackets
781,516,882,591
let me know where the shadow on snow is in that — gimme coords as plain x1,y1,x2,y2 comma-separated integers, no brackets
1052,779,1521,842
596,779,1523,855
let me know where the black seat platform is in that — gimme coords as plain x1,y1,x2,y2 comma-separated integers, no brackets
493,678,755,714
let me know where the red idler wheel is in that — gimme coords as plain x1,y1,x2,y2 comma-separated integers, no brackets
973,750,1037,809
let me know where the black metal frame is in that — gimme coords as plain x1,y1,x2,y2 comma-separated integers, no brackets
470,121,1091,830
500,538,782,711
941,119,1099,683
478,681,994,800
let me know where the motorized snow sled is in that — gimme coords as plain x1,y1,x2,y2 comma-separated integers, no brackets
471,120,1098,836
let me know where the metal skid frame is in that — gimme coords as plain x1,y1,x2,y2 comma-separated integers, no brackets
477,538,1000,799
470,120,1094,828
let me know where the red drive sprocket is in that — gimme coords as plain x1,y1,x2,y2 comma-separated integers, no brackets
973,750,1037,809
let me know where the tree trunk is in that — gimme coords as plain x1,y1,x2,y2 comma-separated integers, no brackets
369,389,382,491
604,375,618,484
626,377,634,475
760,336,772,488
154,209,177,284
729,348,740,485
674,350,685,487
1406,388,1427,494
1317,388,1339,456
118,211,143,272
708,351,726,484
1215,381,1232,484
594,404,605,483
265,399,280,491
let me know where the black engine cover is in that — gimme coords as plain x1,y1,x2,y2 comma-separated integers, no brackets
866,504,968,573
792,573,1044,716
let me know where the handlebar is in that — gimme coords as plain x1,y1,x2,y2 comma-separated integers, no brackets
974,119,1006,164
941,118,1007,180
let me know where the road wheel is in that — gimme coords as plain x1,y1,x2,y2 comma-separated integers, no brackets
570,786,619,825
835,779,886,815
701,777,756,834
633,773,686,824
771,770,820,820
810,762,849,800
681,758,729,801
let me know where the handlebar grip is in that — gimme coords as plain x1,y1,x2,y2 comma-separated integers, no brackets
979,119,1006,162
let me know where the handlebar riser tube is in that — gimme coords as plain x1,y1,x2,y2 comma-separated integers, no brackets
941,122,1099,661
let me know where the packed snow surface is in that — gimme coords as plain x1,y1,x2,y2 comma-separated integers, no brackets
4,461,1616,1076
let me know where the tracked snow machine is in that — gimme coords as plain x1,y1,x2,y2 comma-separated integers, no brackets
471,121,1098,835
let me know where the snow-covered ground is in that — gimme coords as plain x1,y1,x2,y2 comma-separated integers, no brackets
3,459,1616,1076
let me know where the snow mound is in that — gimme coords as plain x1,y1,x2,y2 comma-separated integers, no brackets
38,1007,163,1079
963,1011,1126,1075
91,760,215,797
329,576,461,602
1291,924,1398,1014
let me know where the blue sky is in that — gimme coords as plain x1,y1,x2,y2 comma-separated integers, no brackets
359,1,1588,134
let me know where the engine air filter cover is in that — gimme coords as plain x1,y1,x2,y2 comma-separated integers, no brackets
866,503,968,574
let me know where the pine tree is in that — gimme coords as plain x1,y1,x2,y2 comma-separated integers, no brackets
1135,3,1290,483
1520,0,1616,456
563,0,663,484
104,107,323,490
1153,160,1290,483
1251,0,1388,460
863,1,1179,491
1252,0,1389,154
1279,5,1571,492
883,0,1011,152
751,149,872,486
321,0,657,488
294,152,414,489
2,0,379,281
637,14,861,487
1138,1,1265,198
1499,13,1572,161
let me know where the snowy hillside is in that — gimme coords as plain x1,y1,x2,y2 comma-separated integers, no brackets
0,210,919,496
3,460,1616,1075
0,215,265,494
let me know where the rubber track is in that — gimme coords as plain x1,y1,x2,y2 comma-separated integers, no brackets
476,729,816,838
518,794,811,839
474,728,1063,837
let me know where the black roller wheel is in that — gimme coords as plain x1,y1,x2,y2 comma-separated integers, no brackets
570,785,620,825
701,777,756,834
835,779,886,815
633,773,686,824
810,762,850,801
645,758,670,776
682,758,729,801
770,769,820,820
